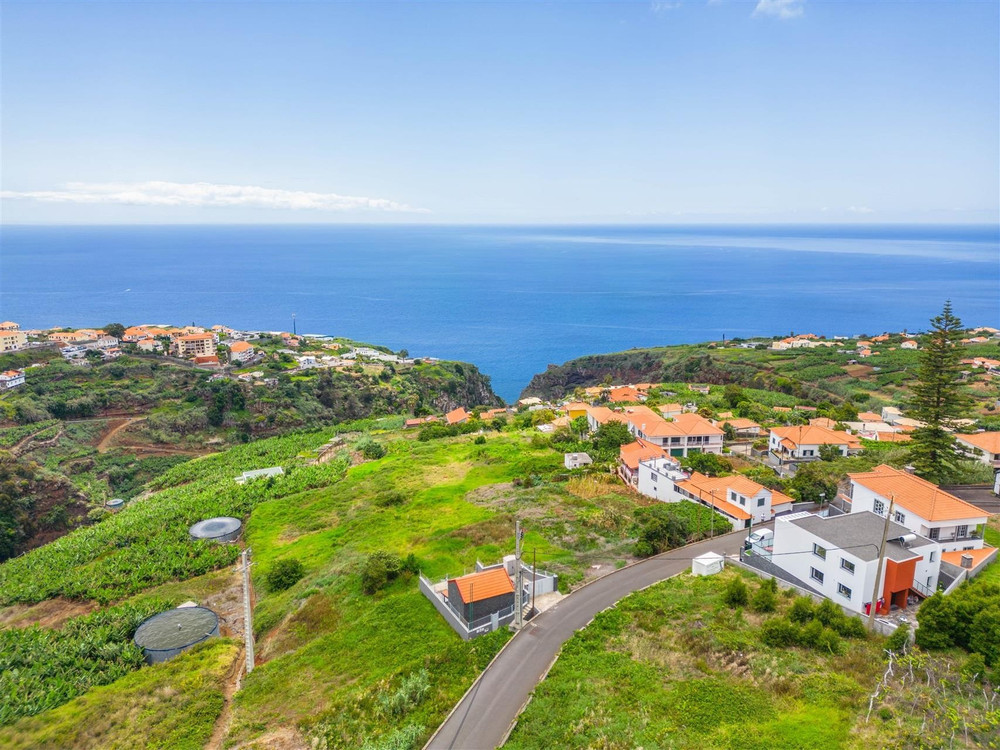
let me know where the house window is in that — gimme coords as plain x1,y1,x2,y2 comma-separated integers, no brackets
837,583,852,598
956,525,968,539
739,496,746,506
757,497,765,507
893,511,906,524
927,576,933,588
873,499,885,516
929,551,936,562
812,543,827,560
840,558,855,574
803,450,814,457
929,527,940,540
810,567,824,584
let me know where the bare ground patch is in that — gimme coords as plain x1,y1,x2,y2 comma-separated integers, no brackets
0,597,100,629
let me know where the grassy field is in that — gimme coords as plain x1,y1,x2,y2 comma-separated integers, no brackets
505,570,999,750
0,424,729,749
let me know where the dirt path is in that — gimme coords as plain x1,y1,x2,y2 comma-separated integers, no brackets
205,644,246,750
96,417,146,453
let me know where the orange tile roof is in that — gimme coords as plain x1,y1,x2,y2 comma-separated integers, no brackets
940,547,997,570
849,465,988,522
608,386,642,403
445,407,469,425
1,370,23,377
587,406,628,425
179,333,214,342
619,439,667,470
451,567,514,603
229,341,253,352
956,432,1000,455
857,412,882,423
723,418,760,430
809,417,838,429
624,408,723,438
772,406,792,412
676,473,752,520
658,403,683,414
717,411,734,420
771,424,860,449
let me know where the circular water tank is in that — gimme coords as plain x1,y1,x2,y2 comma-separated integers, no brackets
189,516,242,543
133,606,220,663
106,498,125,511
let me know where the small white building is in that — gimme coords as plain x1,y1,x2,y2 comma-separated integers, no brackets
768,425,860,463
0,369,25,389
564,452,593,470
771,511,940,615
847,464,990,554
692,552,725,576
96,336,120,349
955,432,1000,469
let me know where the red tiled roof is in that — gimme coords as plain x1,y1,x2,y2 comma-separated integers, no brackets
451,567,514,603
849,464,988,522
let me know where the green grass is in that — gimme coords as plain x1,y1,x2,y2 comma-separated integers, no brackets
0,640,238,750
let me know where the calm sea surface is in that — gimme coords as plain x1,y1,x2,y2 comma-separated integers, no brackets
1,224,997,401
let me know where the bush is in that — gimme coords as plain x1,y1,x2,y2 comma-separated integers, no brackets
751,578,779,613
788,597,815,624
722,576,750,608
961,652,987,683
266,558,305,592
374,491,407,507
760,617,800,647
361,550,414,594
377,668,431,719
884,623,909,653
355,436,387,460
473,435,486,445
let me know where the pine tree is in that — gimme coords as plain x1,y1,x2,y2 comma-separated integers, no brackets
908,301,971,483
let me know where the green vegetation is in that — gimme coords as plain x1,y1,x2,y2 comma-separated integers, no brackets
505,570,1000,750
0,639,238,750
0,599,170,725
265,558,306,592
915,578,1000,669
909,302,974,483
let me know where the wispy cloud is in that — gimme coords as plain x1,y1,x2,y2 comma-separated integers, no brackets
650,1,682,13
847,205,875,214
752,0,804,20
0,181,428,213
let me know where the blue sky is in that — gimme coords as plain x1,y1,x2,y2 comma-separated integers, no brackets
2,0,997,224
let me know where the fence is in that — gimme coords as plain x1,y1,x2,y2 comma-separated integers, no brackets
418,573,518,641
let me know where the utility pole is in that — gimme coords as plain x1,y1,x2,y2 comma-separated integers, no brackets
709,490,716,539
514,520,523,629
291,313,297,336
241,548,255,674
868,496,895,631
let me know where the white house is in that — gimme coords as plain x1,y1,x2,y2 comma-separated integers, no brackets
621,406,724,458
96,336,120,349
666,472,795,527
901,340,919,350
635,456,688,502
229,341,256,364
770,511,940,616
136,339,161,352
768,425,860,463
955,432,1000,469
0,369,25,389
846,464,990,554
564,452,593,470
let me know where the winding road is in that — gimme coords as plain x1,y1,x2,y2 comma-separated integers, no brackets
425,525,761,750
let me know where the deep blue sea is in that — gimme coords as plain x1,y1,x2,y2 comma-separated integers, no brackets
1,224,997,401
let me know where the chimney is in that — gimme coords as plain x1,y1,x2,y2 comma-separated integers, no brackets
960,554,973,569
903,465,916,475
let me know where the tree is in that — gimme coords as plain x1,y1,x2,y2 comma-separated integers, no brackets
908,301,972,483
593,421,632,454
104,323,126,340
266,558,305,591
570,415,590,438
817,444,842,462
722,384,745,408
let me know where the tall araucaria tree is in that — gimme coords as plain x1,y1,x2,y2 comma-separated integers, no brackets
908,301,971,483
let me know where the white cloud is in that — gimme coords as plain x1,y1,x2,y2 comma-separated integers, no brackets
651,1,682,13
752,0,804,20
0,181,427,213
847,205,875,214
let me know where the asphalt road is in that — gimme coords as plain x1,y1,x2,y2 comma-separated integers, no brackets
425,525,758,750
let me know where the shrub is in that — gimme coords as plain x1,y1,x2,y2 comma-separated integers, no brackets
374,491,407,508
356,436,387,460
788,597,815,624
751,578,779,613
884,623,909,653
722,576,750,608
361,550,410,594
760,617,800,647
473,435,486,445
832,615,867,640
266,558,305,592
377,669,431,719
961,653,987,683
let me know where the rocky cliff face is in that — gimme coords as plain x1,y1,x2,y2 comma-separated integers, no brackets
520,349,671,401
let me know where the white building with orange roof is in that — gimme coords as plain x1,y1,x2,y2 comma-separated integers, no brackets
847,465,990,554
658,402,683,418
900,340,919,350
643,468,794,526
718,417,763,437
608,385,644,403
47,330,90,343
955,432,1000,468
0,321,20,331
618,439,668,486
768,424,860,463
562,402,590,420
585,405,627,432
228,340,256,364
620,406,724,457
0,369,25,389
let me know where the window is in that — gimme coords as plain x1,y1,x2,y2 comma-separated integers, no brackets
929,551,936,562
956,525,968,539
894,511,906,524
927,576,933,588
739,496,746,506
840,558,855,574
837,583,852,598
803,450,814,457
873,499,885,516
812,543,827,559
757,497,766,507
929,527,940,540
810,567,824,584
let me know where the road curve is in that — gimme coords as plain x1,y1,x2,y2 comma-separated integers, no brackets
425,525,760,750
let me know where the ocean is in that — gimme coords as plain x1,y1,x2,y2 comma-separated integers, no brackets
0,224,997,401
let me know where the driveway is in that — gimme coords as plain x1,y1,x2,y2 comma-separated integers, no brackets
425,525,760,750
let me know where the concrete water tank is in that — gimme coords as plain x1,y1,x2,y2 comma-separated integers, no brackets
133,606,220,664
106,498,125,511
188,516,243,543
